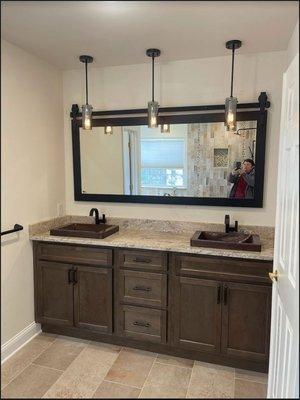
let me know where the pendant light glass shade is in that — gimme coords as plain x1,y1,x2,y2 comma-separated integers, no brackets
82,104,93,130
148,101,159,128
225,97,237,131
161,123,170,133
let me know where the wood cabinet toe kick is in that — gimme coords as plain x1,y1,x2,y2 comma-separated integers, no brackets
33,241,272,372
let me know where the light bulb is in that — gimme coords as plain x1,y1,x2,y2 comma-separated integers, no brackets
148,101,159,128
225,97,237,132
161,124,170,133
82,104,93,130
227,112,234,124
151,116,157,127
105,126,113,134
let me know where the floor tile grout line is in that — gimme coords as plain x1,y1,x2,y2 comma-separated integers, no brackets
154,360,194,370
1,334,58,390
100,378,143,390
234,376,268,384
138,353,158,398
31,361,65,373
185,360,195,398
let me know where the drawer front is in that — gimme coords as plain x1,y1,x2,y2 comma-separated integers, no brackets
118,249,167,272
37,243,113,266
119,270,167,308
118,305,166,343
173,254,272,284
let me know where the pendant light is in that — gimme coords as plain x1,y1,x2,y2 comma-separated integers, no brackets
79,55,93,130
161,124,170,133
104,126,113,135
225,40,242,132
146,48,161,128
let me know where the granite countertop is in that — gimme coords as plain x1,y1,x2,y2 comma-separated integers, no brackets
29,216,274,261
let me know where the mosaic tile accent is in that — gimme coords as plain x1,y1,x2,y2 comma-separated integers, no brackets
214,148,229,167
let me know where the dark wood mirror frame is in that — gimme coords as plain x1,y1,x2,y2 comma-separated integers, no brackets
71,92,269,207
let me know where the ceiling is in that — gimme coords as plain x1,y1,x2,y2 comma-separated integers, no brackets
1,1,298,70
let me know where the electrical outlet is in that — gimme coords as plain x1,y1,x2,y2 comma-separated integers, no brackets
57,203,64,217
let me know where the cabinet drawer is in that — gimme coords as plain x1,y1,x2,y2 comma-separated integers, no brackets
173,254,272,284
118,249,167,272
119,270,167,308
37,243,113,266
118,305,166,343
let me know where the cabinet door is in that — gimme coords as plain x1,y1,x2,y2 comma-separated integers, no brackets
172,276,221,353
74,266,113,333
36,261,74,326
221,282,271,362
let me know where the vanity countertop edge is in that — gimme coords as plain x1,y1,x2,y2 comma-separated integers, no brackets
29,216,274,261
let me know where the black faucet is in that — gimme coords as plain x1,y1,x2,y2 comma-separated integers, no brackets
225,214,238,233
89,208,106,224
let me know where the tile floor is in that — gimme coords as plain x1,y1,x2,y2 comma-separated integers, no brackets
1,333,268,399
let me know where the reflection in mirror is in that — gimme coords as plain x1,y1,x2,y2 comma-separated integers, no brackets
80,121,257,199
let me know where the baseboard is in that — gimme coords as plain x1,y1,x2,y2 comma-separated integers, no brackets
1,322,41,363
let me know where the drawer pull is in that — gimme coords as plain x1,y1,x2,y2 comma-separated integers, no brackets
132,286,152,292
133,257,151,264
132,320,151,328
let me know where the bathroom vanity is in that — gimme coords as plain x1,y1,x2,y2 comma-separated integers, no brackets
31,223,272,373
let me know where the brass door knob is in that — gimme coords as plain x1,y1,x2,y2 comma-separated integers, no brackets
269,270,279,282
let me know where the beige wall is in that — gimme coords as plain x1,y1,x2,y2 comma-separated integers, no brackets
63,51,285,226
286,20,299,67
1,40,65,344
80,126,124,194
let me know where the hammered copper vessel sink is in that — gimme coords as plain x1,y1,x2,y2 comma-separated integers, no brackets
50,223,119,239
190,231,261,252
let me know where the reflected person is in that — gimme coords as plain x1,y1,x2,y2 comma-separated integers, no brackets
228,159,255,199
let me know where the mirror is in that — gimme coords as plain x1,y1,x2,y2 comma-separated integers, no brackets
80,120,257,199
72,103,267,207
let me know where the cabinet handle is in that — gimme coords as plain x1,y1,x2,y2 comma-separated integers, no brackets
217,285,221,304
73,270,78,284
133,320,151,328
68,269,73,284
132,286,151,292
133,257,151,263
223,285,228,305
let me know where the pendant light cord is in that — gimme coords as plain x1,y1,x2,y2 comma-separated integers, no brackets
152,55,155,102
230,45,235,98
85,61,88,105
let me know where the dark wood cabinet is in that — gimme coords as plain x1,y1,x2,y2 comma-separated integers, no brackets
34,243,113,335
171,253,272,371
36,261,74,327
33,242,272,372
74,266,113,333
172,276,221,353
221,282,271,363
172,276,271,363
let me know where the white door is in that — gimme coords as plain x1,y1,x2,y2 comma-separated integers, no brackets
268,53,299,399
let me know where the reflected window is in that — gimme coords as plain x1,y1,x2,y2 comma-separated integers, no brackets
140,139,186,188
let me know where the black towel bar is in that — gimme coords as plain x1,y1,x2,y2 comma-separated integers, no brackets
1,224,24,236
